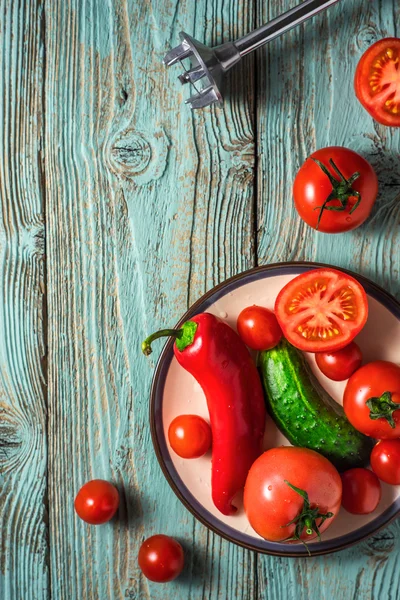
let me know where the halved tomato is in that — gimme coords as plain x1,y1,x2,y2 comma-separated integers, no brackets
275,268,368,352
355,38,400,127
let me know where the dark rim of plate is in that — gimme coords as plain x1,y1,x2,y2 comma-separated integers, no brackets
149,261,400,557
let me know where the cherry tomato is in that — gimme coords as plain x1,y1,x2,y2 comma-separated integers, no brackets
138,535,184,583
370,440,400,485
343,361,400,439
355,38,400,127
74,480,119,525
237,305,282,351
168,415,212,459
244,447,341,543
274,268,368,353
315,342,362,381
293,147,378,233
341,468,381,515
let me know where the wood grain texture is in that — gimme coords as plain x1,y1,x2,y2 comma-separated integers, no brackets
256,1,400,598
44,0,258,598
0,1,48,599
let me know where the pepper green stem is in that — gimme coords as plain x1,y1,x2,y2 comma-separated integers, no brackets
142,320,198,356
141,328,183,356
366,391,399,429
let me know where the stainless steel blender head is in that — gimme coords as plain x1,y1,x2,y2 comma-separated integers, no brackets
163,0,341,109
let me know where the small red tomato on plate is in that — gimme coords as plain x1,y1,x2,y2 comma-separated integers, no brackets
74,479,119,525
236,305,282,351
293,147,378,233
341,468,381,515
138,535,184,583
355,38,400,127
370,440,400,485
168,415,212,459
315,342,362,381
344,361,400,439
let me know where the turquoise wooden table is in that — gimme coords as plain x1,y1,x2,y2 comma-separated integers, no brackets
1,0,400,598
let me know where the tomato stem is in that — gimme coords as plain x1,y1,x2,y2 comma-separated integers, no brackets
304,518,313,536
281,480,334,555
366,391,399,429
311,158,362,230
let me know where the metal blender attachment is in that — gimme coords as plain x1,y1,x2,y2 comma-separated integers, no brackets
163,0,340,109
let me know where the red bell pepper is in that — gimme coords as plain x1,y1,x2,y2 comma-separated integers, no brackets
143,313,266,516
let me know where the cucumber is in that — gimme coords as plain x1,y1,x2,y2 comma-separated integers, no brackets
259,339,373,471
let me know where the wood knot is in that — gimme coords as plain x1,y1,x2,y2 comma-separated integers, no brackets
124,579,140,599
0,404,45,474
0,406,24,472
112,134,152,172
20,214,45,259
355,27,381,52
109,127,169,185
366,529,395,555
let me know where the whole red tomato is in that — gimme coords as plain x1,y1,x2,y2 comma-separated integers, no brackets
315,342,362,382
293,147,378,233
74,480,119,525
275,268,368,353
355,38,400,127
138,535,184,583
370,440,400,485
341,468,381,515
237,306,282,351
343,361,400,438
168,414,212,459
244,447,342,543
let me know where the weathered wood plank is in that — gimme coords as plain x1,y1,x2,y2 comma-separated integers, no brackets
0,1,48,599
44,0,257,597
256,1,400,598
44,1,147,597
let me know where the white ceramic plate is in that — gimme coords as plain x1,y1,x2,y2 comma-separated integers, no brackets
150,263,400,556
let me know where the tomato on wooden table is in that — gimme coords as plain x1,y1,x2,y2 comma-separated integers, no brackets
237,305,282,351
74,480,119,525
355,38,400,127
315,342,362,381
293,147,378,233
343,361,400,438
370,440,400,485
244,447,342,544
275,268,368,353
168,414,212,459
341,468,381,515
138,535,184,583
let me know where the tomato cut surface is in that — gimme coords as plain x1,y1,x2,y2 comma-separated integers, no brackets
275,268,368,352
355,38,400,127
